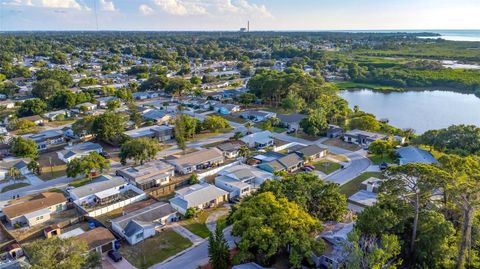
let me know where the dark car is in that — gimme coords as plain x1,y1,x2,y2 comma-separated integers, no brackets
108,250,122,262
379,162,389,170
100,151,111,159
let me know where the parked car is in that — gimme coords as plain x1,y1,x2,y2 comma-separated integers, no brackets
379,162,389,170
108,250,123,262
100,151,111,159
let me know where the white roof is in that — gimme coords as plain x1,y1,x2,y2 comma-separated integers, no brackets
59,228,85,239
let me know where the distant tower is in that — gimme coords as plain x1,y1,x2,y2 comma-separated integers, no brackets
247,21,250,32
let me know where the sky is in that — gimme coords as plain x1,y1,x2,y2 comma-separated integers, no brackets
1,0,480,31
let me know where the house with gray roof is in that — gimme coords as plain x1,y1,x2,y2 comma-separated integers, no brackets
169,183,228,215
240,131,274,149
167,148,224,175
258,153,304,173
23,129,65,151
277,113,307,131
344,129,387,147
124,125,174,142
116,160,175,191
215,164,273,198
111,202,177,245
57,142,103,163
294,144,328,163
239,110,276,122
396,146,437,165
142,110,173,125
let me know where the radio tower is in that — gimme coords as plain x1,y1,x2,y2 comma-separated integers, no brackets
247,21,250,32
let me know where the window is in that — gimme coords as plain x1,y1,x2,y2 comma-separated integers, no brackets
136,232,144,239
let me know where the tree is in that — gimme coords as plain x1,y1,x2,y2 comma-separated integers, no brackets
165,78,192,96
66,152,110,180
14,119,36,131
209,225,231,269
238,93,256,108
189,173,200,185
282,91,306,112
369,140,393,159
17,98,47,117
231,192,323,267
300,109,328,136
72,116,95,138
7,167,20,182
244,121,253,133
119,138,161,165
190,76,202,85
349,115,381,132
175,114,200,139
203,115,230,132
92,111,127,143
106,99,121,111
26,237,94,269
139,75,167,91
382,163,449,256
185,207,197,218
32,79,63,100
345,231,402,269
35,68,73,87
260,173,347,221
28,160,41,175
10,137,38,159
439,155,480,269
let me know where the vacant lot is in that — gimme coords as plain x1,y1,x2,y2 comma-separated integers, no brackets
119,229,192,269
38,151,67,181
314,160,342,175
322,138,361,151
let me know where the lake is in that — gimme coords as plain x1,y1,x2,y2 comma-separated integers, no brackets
338,90,480,134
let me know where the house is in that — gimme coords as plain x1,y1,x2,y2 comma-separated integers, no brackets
43,110,71,121
277,113,306,131
240,131,274,149
17,115,44,126
65,227,116,254
0,100,15,109
169,183,228,215
133,92,150,100
0,158,31,180
239,110,276,122
216,141,244,159
3,192,67,227
215,164,273,198
57,142,103,163
258,153,304,173
111,202,177,245
75,102,97,111
294,144,328,163
142,110,173,125
347,190,378,213
124,125,174,142
232,263,272,269
313,222,354,269
396,146,438,165
167,148,224,174
68,175,146,217
343,129,387,147
96,96,118,109
116,160,175,191
23,129,65,151
326,125,344,138
215,104,241,115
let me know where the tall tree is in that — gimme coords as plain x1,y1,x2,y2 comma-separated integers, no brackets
208,225,231,269
119,138,162,165
10,137,38,159
66,152,110,180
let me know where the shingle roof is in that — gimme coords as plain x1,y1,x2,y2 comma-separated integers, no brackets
295,144,328,157
396,146,438,164
3,192,66,219
277,113,306,123
170,183,228,209
117,160,174,183
167,148,224,168
77,227,116,250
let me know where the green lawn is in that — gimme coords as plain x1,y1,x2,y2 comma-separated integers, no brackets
334,81,404,92
314,160,342,175
119,229,192,269
1,183,30,193
69,178,91,188
181,211,210,238
340,172,383,197
368,154,398,165
39,165,67,181
216,215,229,231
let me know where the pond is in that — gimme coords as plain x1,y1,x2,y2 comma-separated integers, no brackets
338,89,480,134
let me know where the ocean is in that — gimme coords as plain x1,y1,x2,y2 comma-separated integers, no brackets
419,30,480,42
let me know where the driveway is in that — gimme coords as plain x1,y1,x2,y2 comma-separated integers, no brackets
170,223,204,245
102,254,136,269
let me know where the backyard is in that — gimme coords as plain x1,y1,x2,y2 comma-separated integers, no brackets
340,172,383,197
37,151,67,181
119,229,192,269
180,207,229,239
322,138,361,151
368,153,398,165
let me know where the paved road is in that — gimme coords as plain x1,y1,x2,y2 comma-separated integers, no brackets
151,226,237,269
0,175,71,204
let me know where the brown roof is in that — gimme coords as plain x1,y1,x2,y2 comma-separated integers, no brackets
77,227,116,250
168,148,224,168
3,192,66,219
18,115,43,122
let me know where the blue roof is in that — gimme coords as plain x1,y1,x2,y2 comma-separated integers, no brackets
396,146,438,165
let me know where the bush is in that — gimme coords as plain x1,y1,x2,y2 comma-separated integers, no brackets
185,207,197,219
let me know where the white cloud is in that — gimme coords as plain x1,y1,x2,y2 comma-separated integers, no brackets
139,4,154,15
99,0,116,11
4,0,85,10
152,0,271,17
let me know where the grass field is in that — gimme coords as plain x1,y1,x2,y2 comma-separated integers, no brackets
334,81,404,92
1,183,30,193
314,160,342,175
322,138,361,151
119,229,192,269
39,165,67,181
69,178,91,187
181,210,211,238
340,172,383,197
368,154,398,165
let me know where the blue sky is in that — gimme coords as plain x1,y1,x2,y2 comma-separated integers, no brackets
1,0,479,31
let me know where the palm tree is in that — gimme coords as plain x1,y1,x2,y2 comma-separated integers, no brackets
0,134,6,144
238,145,251,162
7,167,20,182
244,121,253,134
